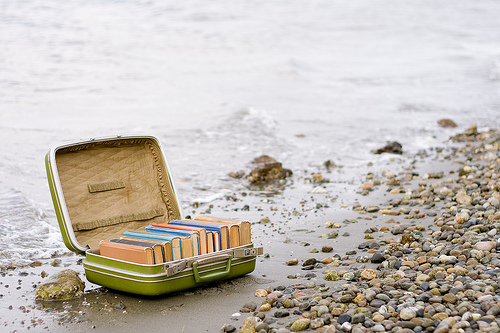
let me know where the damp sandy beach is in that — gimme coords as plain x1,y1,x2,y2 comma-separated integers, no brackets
1,1,500,332
2,126,493,333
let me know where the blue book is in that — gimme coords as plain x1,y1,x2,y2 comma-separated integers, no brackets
145,226,200,256
168,220,229,250
123,231,182,260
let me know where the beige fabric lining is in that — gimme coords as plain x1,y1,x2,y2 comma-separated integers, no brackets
55,138,181,253
88,180,126,193
73,207,165,231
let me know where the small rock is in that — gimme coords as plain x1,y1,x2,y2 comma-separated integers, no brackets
351,313,365,324
243,301,257,311
400,308,416,320
416,274,431,282
365,289,376,302
239,318,256,333
337,313,352,324
266,292,279,303
310,318,324,329
391,225,405,235
290,318,310,332
248,155,292,184
456,194,472,206
401,234,415,245
474,241,496,252
360,269,377,280
321,257,333,264
339,294,355,303
371,252,385,263
274,310,289,318
331,307,345,316
365,206,380,213
442,293,457,304
303,258,317,266
324,270,340,281
373,141,403,155
432,312,448,321
317,305,329,317
282,298,295,308
223,324,236,332
259,303,271,312
35,269,85,300
322,245,334,253
342,272,354,281
255,289,268,297
438,119,457,128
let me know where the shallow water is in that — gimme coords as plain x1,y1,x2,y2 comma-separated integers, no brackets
1,0,500,266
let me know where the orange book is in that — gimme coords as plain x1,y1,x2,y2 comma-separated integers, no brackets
99,240,155,264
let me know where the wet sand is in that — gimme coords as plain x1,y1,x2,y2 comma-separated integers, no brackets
0,129,491,333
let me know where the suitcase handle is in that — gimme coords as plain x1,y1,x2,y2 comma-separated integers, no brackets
192,255,232,284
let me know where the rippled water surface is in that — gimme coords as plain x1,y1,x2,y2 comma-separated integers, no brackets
1,0,499,265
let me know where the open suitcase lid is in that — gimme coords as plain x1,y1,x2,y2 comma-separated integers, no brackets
45,135,183,254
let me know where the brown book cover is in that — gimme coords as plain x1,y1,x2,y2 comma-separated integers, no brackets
206,231,214,253
99,240,155,265
194,214,251,245
120,236,172,262
150,223,208,255
169,220,229,250
179,237,193,258
122,231,182,261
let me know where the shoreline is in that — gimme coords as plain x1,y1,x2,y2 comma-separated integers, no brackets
1,126,499,333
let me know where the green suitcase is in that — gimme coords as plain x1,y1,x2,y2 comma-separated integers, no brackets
45,135,262,296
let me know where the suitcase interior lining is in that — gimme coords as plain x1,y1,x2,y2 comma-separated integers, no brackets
55,139,181,252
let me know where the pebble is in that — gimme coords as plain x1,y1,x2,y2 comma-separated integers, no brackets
274,310,290,318
351,313,365,324
259,303,271,312
474,241,496,252
242,301,257,311
442,293,457,304
360,269,377,280
337,313,351,324
255,289,268,297
400,308,416,320
342,272,354,281
309,318,324,329
322,245,333,253
317,305,329,316
290,318,310,332
370,252,385,263
223,324,236,332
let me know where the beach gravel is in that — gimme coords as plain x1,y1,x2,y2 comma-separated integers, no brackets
232,126,500,333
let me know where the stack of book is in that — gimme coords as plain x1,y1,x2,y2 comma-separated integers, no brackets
98,215,251,265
